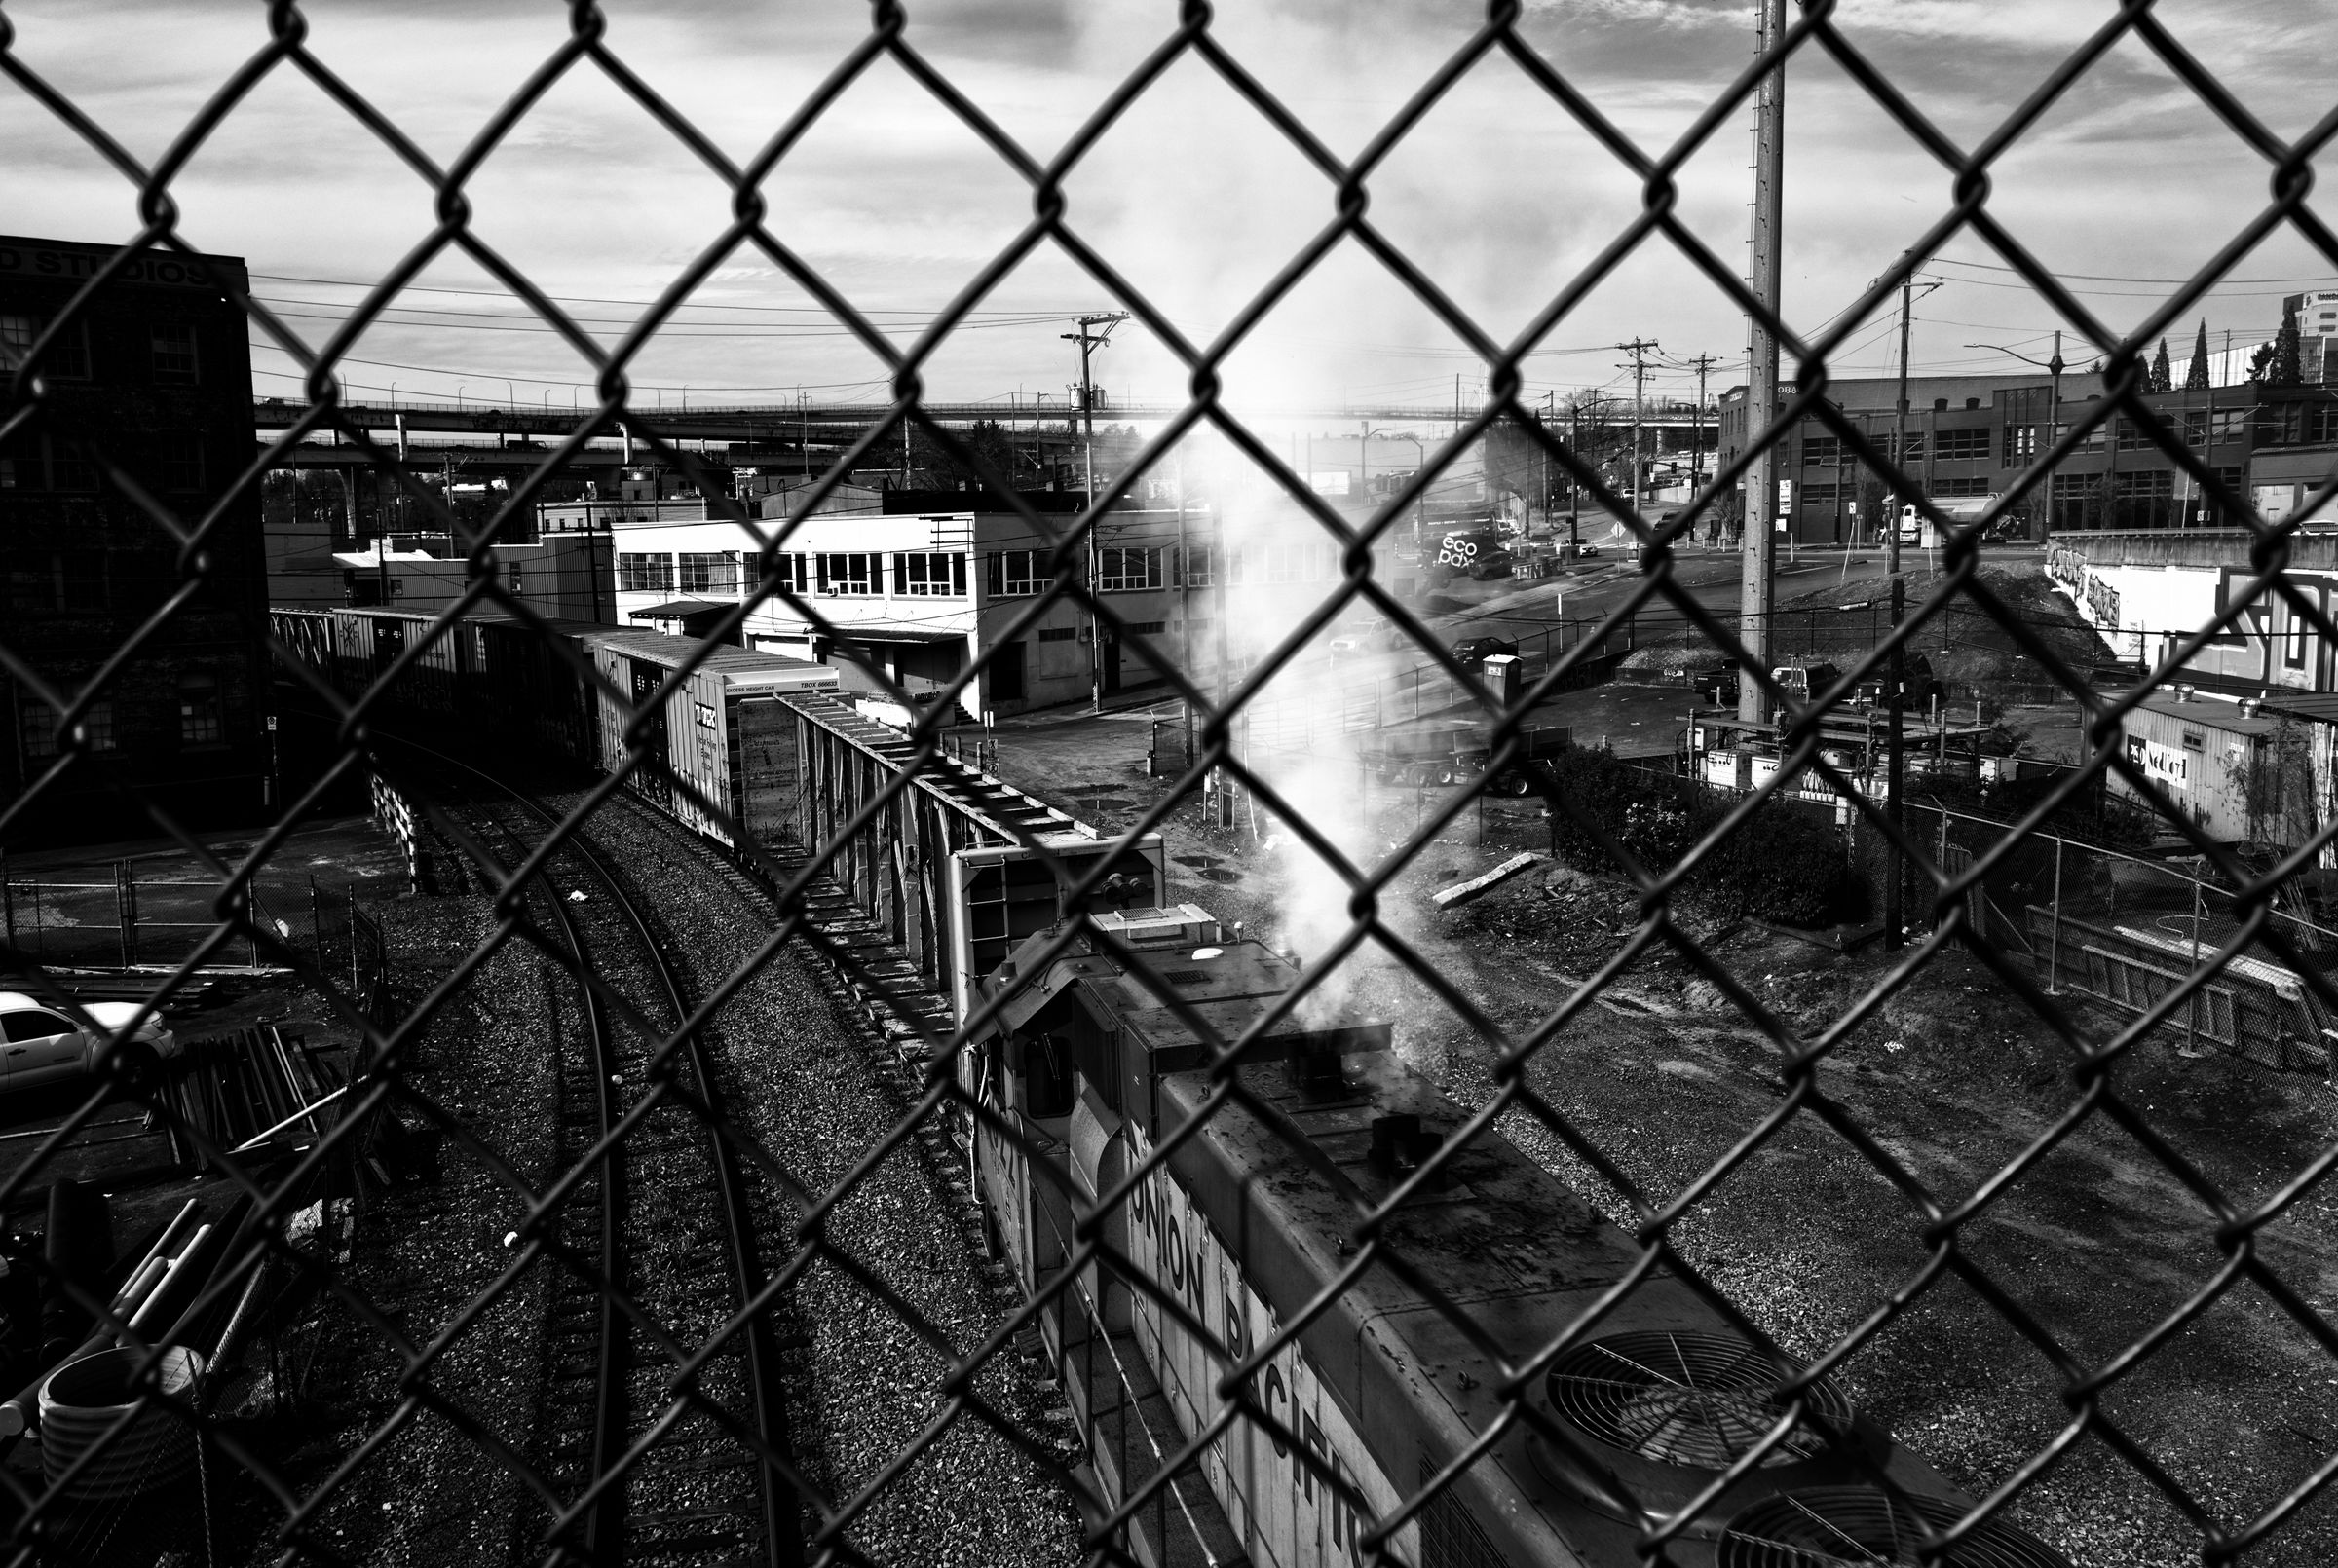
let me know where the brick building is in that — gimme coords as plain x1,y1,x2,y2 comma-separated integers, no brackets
1717,370,2338,543
0,236,269,836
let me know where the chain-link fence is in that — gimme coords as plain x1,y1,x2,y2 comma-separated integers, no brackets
4,3,2338,1566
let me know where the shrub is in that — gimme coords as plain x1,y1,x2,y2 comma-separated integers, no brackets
1537,743,1863,927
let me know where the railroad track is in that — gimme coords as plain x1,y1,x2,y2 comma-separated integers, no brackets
386,741,800,1567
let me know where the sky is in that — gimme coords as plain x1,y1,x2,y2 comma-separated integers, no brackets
3,0,2335,419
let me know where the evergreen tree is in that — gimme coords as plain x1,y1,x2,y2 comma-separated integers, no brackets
2184,320,2211,391
2272,304,2303,385
2149,337,2172,392
2249,341,2275,383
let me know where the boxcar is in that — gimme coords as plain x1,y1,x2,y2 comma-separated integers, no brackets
328,607,480,728
584,629,838,849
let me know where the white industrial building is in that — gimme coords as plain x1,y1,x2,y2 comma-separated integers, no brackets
539,486,1390,721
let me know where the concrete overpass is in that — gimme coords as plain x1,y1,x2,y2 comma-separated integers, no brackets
252,396,1717,443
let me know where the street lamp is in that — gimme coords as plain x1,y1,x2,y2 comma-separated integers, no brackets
456,384,469,410
390,381,399,407
1967,332,2065,530
1965,332,2064,406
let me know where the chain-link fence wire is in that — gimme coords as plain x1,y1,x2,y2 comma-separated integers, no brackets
3,1,2338,1564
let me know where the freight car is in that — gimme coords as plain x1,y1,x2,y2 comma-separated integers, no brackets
587,629,834,849
970,904,2075,1568
270,608,839,851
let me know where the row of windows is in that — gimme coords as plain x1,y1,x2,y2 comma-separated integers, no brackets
618,550,970,599
1799,428,1992,467
617,541,1356,604
17,676,225,758
987,542,1341,596
0,434,206,493
0,315,201,386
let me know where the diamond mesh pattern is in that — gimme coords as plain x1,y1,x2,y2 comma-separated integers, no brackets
1,4,2336,1567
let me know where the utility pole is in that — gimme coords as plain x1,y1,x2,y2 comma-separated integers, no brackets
1683,354,1719,497
1618,338,1659,520
1886,266,1913,950
1737,0,1786,730
1063,312,1128,709
1568,396,1584,554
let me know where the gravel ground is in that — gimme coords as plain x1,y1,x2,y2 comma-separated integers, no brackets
234,885,560,1566
981,736,2338,1568
562,790,1084,1567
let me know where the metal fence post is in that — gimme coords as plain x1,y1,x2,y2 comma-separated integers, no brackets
2047,836,2063,993
116,860,133,971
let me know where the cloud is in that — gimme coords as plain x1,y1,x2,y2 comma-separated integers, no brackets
1,0,2324,408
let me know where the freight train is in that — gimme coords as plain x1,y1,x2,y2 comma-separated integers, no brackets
271,607,839,849
968,904,2076,1568
277,608,2071,1566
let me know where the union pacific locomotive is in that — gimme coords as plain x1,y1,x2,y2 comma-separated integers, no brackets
971,905,2072,1568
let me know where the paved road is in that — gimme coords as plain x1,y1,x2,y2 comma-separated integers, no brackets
1418,541,2045,657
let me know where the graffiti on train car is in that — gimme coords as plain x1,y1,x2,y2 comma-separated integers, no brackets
1126,1129,1414,1568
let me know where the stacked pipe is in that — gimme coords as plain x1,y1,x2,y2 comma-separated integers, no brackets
155,1027,342,1168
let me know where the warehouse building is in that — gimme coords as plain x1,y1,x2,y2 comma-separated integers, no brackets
1718,371,2338,543
1,235,271,834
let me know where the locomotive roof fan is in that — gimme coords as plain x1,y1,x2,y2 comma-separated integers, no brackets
1715,1486,2073,1568
1531,1330,1880,1533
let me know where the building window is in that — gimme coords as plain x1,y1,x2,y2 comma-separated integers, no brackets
1252,542,1332,584
22,698,116,758
1798,482,1840,509
1181,544,1216,588
2113,468,2174,529
1094,546,1163,592
507,562,525,595
2053,421,2108,455
154,433,205,492
47,439,96,492
679,551,740,595
1800,435,1842,467
1037,626,1077,643
151,323,199,386
1932,428,1991,462
0,315,89,379
1928,475,1990,499
1124,619,1166,635
618,552,674,593
179,673,224,746
2288,607,2309,667
2004,425,2043,467
893,551,965,596
986,549,1042,597
815,552,879,595
765,553,811,595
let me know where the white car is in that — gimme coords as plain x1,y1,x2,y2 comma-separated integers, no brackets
0,993,178,1092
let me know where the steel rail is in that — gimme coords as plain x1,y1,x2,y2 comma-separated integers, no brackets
389,740,630,1566
398,737,800,1567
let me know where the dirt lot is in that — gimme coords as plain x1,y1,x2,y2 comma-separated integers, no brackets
978,707,2338,1568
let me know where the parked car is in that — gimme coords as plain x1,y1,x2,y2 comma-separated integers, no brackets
1686,661,1741,706
1769,661,1842,705
1574,542,1604,559
1450,636,1520,664
1851,652,1942,709
0,993,178,1093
